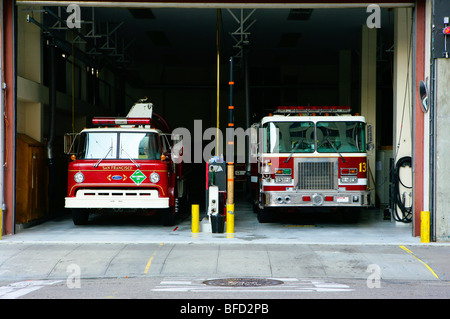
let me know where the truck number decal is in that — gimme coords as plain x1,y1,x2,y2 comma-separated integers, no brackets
359,162,367,173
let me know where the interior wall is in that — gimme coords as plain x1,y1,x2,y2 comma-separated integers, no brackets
17,9,44,142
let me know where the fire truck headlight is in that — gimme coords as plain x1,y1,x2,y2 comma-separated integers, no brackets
150,172,160,183
74,172,84,183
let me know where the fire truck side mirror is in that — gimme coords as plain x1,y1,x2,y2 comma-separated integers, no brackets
64,133,80,155
250,124,260,158
170,134,183,160
366,124,374,152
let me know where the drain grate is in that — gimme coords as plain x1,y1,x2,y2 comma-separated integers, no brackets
203,278,284,287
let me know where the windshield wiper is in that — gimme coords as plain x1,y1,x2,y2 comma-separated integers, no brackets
326,137,346,163
94,146,112,168
120,147,141,168
284,140,302,163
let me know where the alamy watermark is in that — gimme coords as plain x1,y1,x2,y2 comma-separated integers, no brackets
66,264,81,289
170,121,258,164
366,264,381,288
366,4,381,29
65,3,381,30
66,4,82,29
62,3,381,162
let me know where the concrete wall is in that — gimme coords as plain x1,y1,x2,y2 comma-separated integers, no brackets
435,58,450,241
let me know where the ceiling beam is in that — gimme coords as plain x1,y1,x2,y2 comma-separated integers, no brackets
17,1,415,9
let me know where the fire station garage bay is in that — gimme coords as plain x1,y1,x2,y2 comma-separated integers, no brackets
2,0,449,243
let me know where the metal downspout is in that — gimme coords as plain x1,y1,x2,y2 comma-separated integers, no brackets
429,0,436,242
47,41,56,203
12,0,17,234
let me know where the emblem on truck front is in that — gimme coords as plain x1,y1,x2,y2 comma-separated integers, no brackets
130,169,147,185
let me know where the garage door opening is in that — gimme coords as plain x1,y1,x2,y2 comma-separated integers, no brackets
11,3,417,239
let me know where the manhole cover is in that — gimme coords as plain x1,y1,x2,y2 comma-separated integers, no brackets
203,278,284,287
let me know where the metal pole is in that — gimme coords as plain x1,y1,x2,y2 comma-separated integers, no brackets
244,47,251,194
429,0,436,241
216,9,220,156
191,204,199,233
47,41,56,204
226,56,235,234
421,210,430,243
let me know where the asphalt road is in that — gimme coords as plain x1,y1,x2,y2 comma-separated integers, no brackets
1,275,448,299
0,242,448,301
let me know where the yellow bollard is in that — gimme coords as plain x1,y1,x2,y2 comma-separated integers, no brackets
421,211,430,243
191,204,199,233
226,204,234,234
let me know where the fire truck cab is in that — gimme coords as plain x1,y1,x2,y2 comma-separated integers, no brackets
251,106,372,223
64,100,185,226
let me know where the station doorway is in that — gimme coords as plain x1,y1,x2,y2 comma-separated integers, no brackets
5,1,422,239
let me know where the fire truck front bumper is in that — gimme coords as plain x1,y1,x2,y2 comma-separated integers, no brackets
65,189,169,209
261,190,371,208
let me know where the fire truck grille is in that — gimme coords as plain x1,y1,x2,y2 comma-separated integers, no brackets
297,161,336,190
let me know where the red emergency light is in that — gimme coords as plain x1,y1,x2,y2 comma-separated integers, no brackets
444,26,450,35
92,117,151,126
275,106,351,114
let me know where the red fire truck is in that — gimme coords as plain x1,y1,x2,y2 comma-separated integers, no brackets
250,106,372,223
64,100,185,226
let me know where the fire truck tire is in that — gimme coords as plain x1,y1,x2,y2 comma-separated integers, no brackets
257,207,273,223
161,207,176,226
72,208,89,225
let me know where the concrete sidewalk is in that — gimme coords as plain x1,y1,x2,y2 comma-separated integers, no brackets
0,242,448,282
0,243,450,281
0,198,424,245
0,196,448,283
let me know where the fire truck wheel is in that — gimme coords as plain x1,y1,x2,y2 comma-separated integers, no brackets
72,209,89,225
161,207,176,226
257,207,273,223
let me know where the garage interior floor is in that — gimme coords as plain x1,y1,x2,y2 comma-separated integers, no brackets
4,191,419,245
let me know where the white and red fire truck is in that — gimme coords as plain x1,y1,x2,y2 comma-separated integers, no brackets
250,106,372,223
64,100,185,226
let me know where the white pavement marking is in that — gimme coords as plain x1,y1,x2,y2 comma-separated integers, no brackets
0,280,62,299
152,277,353,293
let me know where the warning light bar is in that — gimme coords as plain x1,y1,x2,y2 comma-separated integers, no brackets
275,106,351,114
444,26,450,35
92,117,152,126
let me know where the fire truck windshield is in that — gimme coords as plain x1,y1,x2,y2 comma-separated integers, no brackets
263,121,315,153
263,121,366,154
77,131,161,160
316,121,366,153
